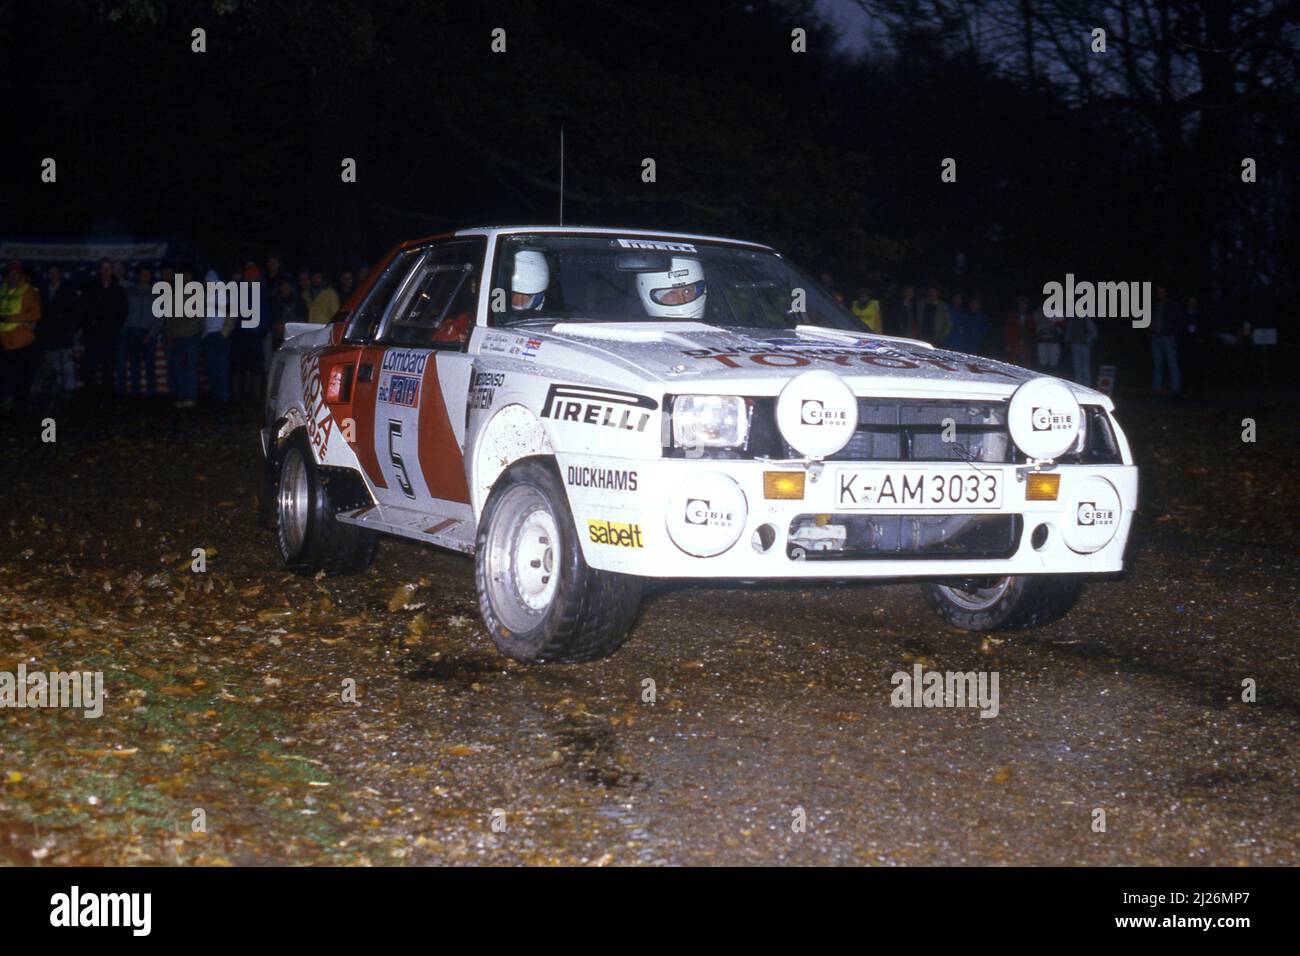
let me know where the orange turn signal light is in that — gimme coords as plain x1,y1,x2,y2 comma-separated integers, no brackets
763,471,806,500
1025,472,1061,501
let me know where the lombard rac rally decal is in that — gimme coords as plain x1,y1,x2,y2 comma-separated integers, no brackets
377,349,428,407
616,238,698,253
541,384,658,432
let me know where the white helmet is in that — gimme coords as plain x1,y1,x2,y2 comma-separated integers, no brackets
511,250,550,310
636,257,706,319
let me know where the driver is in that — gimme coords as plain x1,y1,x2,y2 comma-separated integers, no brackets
511,250,550,310
636,257,706,319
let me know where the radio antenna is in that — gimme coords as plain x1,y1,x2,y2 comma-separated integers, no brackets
558,126,565,226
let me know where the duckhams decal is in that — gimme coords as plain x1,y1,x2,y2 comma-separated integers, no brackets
566,466,639,491
541,384,658,433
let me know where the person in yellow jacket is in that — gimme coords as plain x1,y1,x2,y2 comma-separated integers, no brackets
0,259,42,415
306,270,340,324
850,286,882,334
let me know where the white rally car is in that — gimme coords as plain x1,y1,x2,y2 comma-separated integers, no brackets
261,227,1137,662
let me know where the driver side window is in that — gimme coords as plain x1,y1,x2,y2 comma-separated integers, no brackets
378,239,485,349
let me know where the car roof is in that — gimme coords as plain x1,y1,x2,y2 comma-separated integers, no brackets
443,225,775,251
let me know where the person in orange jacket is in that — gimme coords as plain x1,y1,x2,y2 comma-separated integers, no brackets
0,259,42,415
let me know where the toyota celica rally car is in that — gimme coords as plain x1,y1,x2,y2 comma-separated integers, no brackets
261,227,1137,662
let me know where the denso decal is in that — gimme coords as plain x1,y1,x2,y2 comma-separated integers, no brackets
566,466,639,491
468,370,505,410
587,519,644,548
541,384,658,432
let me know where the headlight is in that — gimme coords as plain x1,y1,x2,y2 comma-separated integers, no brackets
671,395,748,449
1007,378,1083,462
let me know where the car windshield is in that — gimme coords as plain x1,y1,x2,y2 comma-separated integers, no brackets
492,234,861,332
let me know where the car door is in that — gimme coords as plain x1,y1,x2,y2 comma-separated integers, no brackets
364,238,484,510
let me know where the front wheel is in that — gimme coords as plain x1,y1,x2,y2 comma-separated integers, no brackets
476,458,642,663
920,575,1082,631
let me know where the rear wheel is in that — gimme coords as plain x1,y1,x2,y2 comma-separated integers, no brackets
275,432,377,575
921,575,1081,631
476,458,642,663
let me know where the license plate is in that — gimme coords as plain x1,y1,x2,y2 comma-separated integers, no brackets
834,468,1002,510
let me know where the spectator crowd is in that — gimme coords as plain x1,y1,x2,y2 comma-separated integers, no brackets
0,250,1259,418
0,252,366,416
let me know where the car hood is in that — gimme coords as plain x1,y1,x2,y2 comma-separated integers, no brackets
506,321,1104,403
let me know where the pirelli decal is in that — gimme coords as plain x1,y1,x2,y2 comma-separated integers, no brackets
541,384,658,433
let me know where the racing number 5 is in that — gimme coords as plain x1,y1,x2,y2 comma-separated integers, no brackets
387,419,416,499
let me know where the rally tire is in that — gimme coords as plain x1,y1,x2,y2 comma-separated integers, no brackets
920,575,1082,631
275,432,377,576
476,458,642,663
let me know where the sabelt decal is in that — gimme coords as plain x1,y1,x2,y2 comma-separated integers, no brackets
566,466,639,491
588,519,644,548
541,384,658,433
468,370,505,410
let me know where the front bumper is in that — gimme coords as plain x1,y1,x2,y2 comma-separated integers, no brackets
559,454,1137,579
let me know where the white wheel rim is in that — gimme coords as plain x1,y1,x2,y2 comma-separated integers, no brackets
485,485,561,633
278,448,310,555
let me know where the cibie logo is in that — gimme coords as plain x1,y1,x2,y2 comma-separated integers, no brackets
684,498,733,527
1076,501,1116,527
1031,406,1075,432
800,398,849,426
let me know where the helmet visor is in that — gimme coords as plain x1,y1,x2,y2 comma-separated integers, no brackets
649,280,706,308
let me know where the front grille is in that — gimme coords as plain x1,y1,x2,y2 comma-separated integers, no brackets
788,513,1022,560
825,399,1013,463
